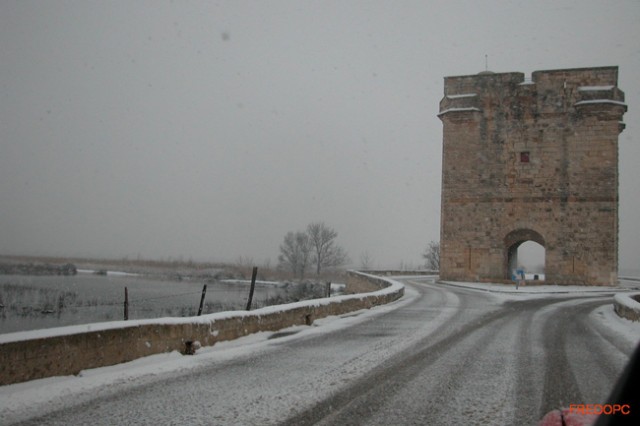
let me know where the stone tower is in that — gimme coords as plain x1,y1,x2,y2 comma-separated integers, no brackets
438,66,626,286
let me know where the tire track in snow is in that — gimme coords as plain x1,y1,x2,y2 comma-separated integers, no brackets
284,293,621,426
513,302,546,423
538,297,625,417
569,300,628,404
282,295,532,425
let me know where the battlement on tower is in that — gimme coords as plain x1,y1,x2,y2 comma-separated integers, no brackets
439,66,626,122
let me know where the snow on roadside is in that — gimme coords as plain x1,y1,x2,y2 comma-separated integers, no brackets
613,292,640,311
436,279,640,348
0,275,402,344
591,303,640,350
3,275,637,425
0,280,416,425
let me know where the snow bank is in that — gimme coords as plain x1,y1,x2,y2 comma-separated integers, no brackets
613,293,640,322
0,271,404,386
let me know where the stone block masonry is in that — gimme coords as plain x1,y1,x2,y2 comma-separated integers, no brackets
438,67,627,285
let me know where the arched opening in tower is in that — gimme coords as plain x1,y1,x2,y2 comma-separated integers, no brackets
515,241,545,281
504,229,546,282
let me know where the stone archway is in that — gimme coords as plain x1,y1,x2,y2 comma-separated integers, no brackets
504,229,545,280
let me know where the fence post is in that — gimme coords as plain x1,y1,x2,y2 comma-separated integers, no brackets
124,287,129,320
197,284,207,316
325,281,332,297
246,266,258,311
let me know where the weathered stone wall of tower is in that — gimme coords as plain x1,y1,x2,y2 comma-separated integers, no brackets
439,67,626,285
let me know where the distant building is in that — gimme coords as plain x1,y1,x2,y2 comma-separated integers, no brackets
438,67,627,285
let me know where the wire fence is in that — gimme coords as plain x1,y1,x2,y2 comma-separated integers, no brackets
1,286,256,316
0,271,332,333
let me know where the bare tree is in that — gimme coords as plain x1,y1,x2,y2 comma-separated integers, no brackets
360,251,374,270
307,222,349,275
423,240,440,271
278,231,312,279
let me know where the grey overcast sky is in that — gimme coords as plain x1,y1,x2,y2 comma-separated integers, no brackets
1,0,639,270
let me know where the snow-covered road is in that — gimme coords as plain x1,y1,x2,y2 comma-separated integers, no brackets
2,277,639,425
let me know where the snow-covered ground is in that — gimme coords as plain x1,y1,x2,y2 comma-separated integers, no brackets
437,279,640,346
1,277,639,425
591,303,640,349
0,280,416,424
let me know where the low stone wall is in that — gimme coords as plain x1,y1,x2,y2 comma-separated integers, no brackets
357,270,438,276
345,270,434,293
345,271,387,293
0,271,404,386
613,293,640,322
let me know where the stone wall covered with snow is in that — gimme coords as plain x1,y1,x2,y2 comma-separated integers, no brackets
0,271,404,386
614,293,640,322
